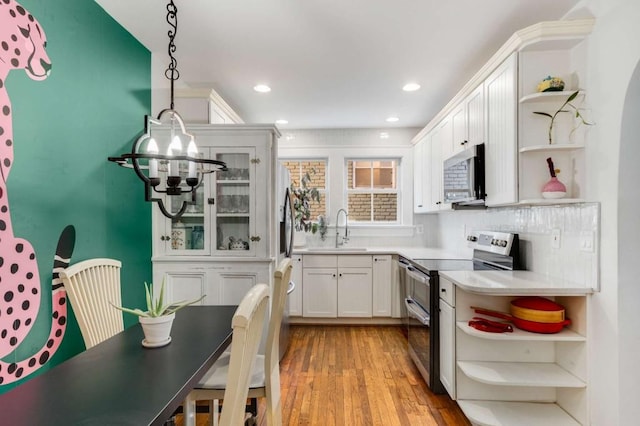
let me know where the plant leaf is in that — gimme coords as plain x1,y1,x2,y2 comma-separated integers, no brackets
110,302,148,317
567,90,579,103
533,112,553,118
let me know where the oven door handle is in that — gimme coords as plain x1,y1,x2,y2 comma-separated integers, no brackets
406,267,430,284
405,298,430,326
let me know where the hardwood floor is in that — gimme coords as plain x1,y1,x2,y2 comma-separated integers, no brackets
176,325,470,426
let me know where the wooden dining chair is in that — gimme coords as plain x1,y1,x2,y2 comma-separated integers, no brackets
58,258,124,349
185,258,293,426
184,283,271,426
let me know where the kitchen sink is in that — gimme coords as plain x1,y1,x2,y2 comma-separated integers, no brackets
305,247,368,252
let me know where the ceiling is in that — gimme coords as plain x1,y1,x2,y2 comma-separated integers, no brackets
96,0,579,130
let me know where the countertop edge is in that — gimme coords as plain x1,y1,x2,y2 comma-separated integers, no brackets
440,270,593,295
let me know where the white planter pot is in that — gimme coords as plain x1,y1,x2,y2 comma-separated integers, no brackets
293,231,307,248
139,313,175,347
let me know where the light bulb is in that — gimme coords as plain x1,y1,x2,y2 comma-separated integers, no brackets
147,138,159,178
187,138,198,179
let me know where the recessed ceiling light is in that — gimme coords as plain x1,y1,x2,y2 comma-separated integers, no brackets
275,119,288,125
285,134,296,141
380,132,389,139
386,116,399,123
403,83,421,92
253,84,271,93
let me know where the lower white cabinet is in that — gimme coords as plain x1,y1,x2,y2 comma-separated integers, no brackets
301,254,375,318
154,261,270,306
372,255,392,316
439,288,456,397
337,267,372,317
302,267,338,317
289,255,303,316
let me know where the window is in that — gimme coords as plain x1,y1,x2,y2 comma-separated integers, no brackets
281,159,327,220
347,160,398,222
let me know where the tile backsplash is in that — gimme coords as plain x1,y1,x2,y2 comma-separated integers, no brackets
415,203,600,289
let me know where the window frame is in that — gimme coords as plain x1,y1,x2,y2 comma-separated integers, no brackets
345,158,401,224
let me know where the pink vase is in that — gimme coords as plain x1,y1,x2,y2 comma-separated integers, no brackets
542,177,566,199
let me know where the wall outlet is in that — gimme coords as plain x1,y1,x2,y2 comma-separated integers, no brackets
551,228,561,249
580,231,595,252
416,224,424,235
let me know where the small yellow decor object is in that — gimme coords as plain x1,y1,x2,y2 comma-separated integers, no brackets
537,76,565,92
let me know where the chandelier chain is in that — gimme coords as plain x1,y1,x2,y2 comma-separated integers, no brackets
165,0,179,110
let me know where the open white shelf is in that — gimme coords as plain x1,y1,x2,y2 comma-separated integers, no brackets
517,198,585,206
519,90,585,104
519,143,585,153
457,322,586,341
458,361,586,388
458,400,581,426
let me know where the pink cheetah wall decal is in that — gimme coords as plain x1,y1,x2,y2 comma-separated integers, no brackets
0,0,76,385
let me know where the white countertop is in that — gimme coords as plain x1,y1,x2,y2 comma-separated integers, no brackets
440,270,593,295
293,246,469,260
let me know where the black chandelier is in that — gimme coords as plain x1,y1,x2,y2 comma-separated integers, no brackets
108,0,226,219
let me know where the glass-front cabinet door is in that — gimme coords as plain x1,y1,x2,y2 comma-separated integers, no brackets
213,148,256,256
159,155,212,255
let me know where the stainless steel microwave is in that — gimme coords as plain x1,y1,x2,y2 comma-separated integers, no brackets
443,143,485,206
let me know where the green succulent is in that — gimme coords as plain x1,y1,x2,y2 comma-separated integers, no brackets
111,279,205,318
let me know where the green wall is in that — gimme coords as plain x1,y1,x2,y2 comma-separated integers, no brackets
1,0,151,392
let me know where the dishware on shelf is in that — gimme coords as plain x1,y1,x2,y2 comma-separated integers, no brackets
191,226,204,249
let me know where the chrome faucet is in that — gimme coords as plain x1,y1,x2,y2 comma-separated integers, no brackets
335,208,349,247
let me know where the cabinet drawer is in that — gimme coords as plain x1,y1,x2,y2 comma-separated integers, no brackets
303,255,338,268
337,255,372,268
439,275,455,306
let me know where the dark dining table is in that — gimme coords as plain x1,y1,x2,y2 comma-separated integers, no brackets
0,305,236,426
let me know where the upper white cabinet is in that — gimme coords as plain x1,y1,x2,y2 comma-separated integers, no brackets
484,53,519,206
152,125,277,259
413,137,428,213
450,84,485,157
411,19,594,208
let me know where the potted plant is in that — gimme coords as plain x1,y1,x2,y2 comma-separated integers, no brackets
112,279,204,347
533,90,594,145
290,170,321,246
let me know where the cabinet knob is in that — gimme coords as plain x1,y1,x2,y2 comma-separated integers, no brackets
441,288,446,293
339,273,342,277
374,258,378,262
332,273,336,278
250,236,261,242
417,204,423,208
208,198,215,205
436,201,442,205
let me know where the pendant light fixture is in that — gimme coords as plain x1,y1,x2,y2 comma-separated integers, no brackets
108,0,226,219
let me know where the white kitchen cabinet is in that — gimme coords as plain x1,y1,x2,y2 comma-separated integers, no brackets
301,254,374,318
152,133,272,258
302,268,337,317
154,261,270,306
450,84,485,157
337,267,372,317
484,52,518,206
428,127,451,212
453,287,588,426
413,136,429,213
372,255,392,317
439,276,456,398
151,125,279,306
289,254,303,316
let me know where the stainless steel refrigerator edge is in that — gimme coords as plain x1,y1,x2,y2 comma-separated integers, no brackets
277,164,295,360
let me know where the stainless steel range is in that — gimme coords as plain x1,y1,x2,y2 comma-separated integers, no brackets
400,231,520,394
